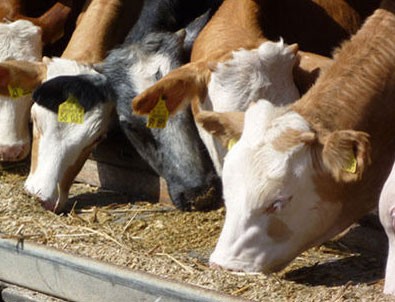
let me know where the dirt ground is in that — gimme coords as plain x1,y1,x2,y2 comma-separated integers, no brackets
0,161,394,302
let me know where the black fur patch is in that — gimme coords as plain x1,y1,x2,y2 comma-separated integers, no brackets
33,74,114,113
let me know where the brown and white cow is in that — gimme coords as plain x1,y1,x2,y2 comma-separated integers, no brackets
0,20,42,161
22,0,137,212
202,0,395,274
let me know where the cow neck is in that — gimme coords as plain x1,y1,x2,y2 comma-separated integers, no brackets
61,0,124,63
293,6,395,137
191,0,267,62
294,4,395,229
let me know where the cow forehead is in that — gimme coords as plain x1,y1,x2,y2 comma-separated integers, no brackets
128,52,173,94
0,20,41,36
244,101,309,143
223,109,312,208
32,101,110,136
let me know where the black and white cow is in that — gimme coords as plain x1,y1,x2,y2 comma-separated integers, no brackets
27,0,223,212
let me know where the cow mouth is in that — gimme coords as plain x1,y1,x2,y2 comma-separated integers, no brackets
171,175,223,211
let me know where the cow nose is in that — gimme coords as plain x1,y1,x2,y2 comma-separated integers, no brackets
172,175,223,211
0,143,30,162
209,262,222,270
36,195,67,214
192,180,223,211
209,262,243,272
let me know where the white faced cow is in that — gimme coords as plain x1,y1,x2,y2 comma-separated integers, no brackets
0,20,42,161
22,0,138,212
207,0,395,275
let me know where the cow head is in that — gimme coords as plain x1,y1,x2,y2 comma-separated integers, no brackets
0,20,42,61
208,40,300,112
0,61,46,161
114,22,222,211
208,100,371,272
0,20,42,162
133,40,300,175
24,58,114,212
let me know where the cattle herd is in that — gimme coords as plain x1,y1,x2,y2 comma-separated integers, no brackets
0,0,395,297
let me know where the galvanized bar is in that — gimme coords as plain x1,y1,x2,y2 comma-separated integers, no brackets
0,239,248,302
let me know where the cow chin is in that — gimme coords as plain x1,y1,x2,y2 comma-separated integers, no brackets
209,251,291,274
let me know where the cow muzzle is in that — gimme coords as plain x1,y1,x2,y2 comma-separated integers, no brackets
0,142,30,162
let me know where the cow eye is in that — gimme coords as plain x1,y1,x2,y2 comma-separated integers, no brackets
155,69,162,81
264,195,292,214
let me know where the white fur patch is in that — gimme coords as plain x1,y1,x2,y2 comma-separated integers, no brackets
45,57,98,79
379,161,395,294
128,52,173,94
0,20,42,160
0,20,42,61
208,40,299,112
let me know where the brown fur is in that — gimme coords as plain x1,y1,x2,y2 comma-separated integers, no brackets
61,0,138,63
291,1,395,231
0,61,47,96
0,0,22,20
195,111,245,148
30,113,41,174
267,216,292,242
293,51,333,95
133,61,211,114
272,129,316,153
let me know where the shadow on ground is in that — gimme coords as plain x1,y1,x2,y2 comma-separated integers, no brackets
284,214,387,287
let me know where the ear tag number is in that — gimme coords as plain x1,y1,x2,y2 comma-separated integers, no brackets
227,138,238,150
7,85,30,99
58,95,85,124
343,154,357,174
146,96,169,129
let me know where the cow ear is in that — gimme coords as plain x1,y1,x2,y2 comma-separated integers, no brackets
195,110,245,149
0,61,46,96
321,130,371,182
132,61,210,115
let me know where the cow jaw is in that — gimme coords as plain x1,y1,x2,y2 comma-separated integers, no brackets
25,101,113,212
210,100,342,272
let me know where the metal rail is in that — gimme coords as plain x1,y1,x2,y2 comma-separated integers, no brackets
0,238,248,302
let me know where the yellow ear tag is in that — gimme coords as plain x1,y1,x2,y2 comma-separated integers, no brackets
227,138,238,150
7,85,30,99
58,95,85,124
343,154,357,174
146,96,169,129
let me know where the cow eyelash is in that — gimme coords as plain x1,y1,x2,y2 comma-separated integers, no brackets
264,195,292,214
